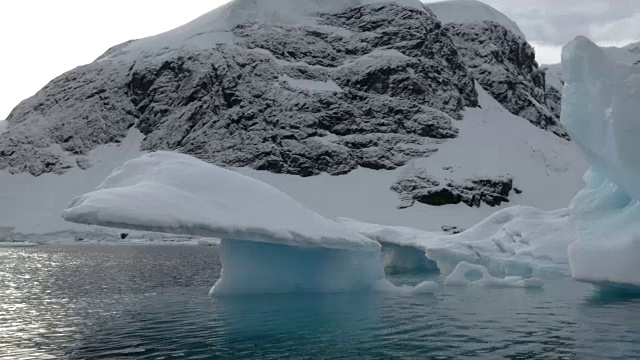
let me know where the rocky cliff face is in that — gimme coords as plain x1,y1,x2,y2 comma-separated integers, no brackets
444,21,567,139
0,3,480,177
0,1,567,179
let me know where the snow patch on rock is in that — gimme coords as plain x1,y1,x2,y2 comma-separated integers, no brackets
278,75,343,92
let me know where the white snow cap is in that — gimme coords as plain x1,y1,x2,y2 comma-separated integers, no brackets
213,0,426,27
103,0,425,58
427,0,526,39
562,36,640,288
63,151,379,251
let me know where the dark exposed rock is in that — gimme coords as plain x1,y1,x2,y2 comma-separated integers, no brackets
392,168,514,208
444,21,568,139
441,225,465,234
75,157,92,170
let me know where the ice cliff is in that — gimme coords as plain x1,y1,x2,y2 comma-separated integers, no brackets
561,37,640,289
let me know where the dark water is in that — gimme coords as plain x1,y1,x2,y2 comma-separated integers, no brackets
1,245,639,359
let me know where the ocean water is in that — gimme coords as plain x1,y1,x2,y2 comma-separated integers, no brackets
1,245,639,359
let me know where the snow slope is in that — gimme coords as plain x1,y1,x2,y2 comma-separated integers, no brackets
427,0,526,39
0,120,6,134
561,37,640,289
0,129,144,234
543,63,563,91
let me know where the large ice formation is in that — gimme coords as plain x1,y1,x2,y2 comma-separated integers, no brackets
561,37,640,289
341,205,575,279
63,152,384,295
443,262,543,288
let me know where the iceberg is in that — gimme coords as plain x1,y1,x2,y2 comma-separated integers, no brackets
561,37,640,289
63,152,383,295
443,262,543,288
340,205,575,279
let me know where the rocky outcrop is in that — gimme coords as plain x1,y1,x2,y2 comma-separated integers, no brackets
0,3,477,177
444,21,567,139
392,168,514,208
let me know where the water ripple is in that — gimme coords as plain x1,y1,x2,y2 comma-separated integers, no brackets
1,245,640,359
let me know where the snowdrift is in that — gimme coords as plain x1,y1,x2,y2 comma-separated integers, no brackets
63,152,383,295
561,37,640,289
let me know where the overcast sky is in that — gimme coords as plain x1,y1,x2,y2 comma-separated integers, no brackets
0,0,638,120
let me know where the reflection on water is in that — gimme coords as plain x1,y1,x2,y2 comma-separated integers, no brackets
1,245,639,359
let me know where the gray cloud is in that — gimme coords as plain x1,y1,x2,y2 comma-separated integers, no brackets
425,0,640,46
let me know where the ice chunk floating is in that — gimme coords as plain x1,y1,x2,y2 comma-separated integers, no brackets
561,37,640,289
63,152,383,295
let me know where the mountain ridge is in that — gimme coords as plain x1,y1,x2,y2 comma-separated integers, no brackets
0,0,586,235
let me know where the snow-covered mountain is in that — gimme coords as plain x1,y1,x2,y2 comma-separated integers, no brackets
0,120,6,134
0,0,586,235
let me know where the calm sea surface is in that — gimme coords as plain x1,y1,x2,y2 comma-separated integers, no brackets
1,244,639,359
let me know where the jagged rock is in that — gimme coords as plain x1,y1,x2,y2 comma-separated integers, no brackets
444,21,568,139
0,3,477,177
75,157,92,170
392,168,514,208
441,225,465,234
